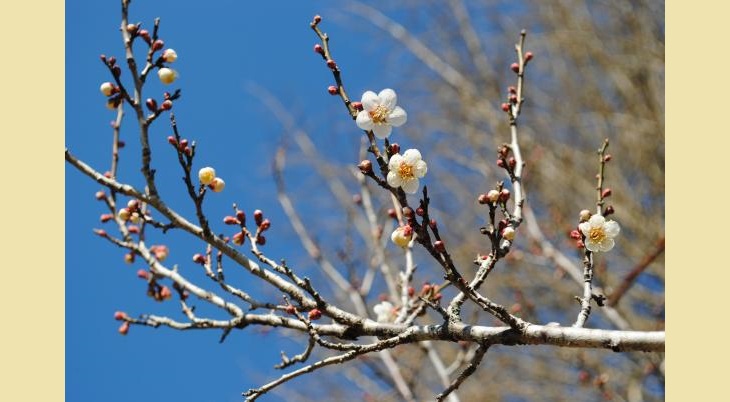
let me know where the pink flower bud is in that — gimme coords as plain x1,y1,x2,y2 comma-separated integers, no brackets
601,188,612,198
224,216,240,225
603,154,612,162
114,311,127,321
510,62,520,73
254,210,264,226
478,193,489,204
285,305,296,315
137,269,150,280
313,44,324,54
313,15,322,24
327,85,338,95
352,194,362,204
421,283,432,295
326,59,337,69
100,213,114,223
308,309,322,320
508,157,516,169
108,56,117,66
229,232,244,246
407,286,415,297
402,207,413,218
524,52,534,62
509,94,518,104
152,39,164,52
501,103,510,112
160,286,172,300
401,225,413,237
167,136,178,146
358,160,372,174
508,86,517,94
569,229,582,240
390,143,400,154
429,219,438,230
351,101,363,111
260,219,271,231
139,29,150,43
499,189,511,202
127,225,140,234
118,321,130,335
94,229,107,237
496,159,505,168
604,205,615,216
95,191,106,200
193,253,206,264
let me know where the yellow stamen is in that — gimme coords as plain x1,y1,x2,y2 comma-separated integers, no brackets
369,105,389,124
398,162,415,180
588,227,605,243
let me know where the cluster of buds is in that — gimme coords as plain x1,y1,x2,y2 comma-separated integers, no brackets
99,79,122,110
228,209,247,246
420,282,442,302
254,209,270,246
167,135,192,157
198,167,225,192
148,283,173,302
117,199,144,225
496,146,517,173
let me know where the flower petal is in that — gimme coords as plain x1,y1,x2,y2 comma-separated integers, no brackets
401,178,420,194
584,239,599,252
597,238,615,252
387,106,407,127
372,124,392,139
403,149,422,165
578,222,591,236
603,220,620,238
356,111,373,130
414,160,428,177
387,171,402,187
388,153,403,170
361,91,380,111
588,214,605,228
378,88,397,110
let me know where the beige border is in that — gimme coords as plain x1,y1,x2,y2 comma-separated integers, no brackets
0,0,64,401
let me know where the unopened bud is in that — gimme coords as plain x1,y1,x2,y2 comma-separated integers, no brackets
256,235,266,245
127,199,139,211
94,229,108,237
407,286,415,297
232,231,246,246
308,308,322,320
496,159,505,168
100,82,115,96
487,189,500,203
167,136,178,146
95,191,106,200
158,67,177,85
579,209,592,222
313,15,322,24
138,29,150,42
254,210,264,226
421,283,432,295
152,39,164,52
236,210,246,225
601,188,612,198
569,229,582,240
124,253,135,264
327,85,338,95
429,219,438,230
351,101,363,111
502,227,516,241
127,225,140,234
111,65,122,77
198,167,216,185
603,205,615,216
160,286,172,300
402,206,413,218
508,157,516,169
114,311,127,321
434,240,446,253
478,193,490,204
260,219,271,230
118,208,130,221
501,103,510,112
358,160,372,174
146,98,157,111
224,216,240,225
209,178,225,192
352,194,362,204
510,62,520,73
193,253,206,264
137,269,150,280
162,48,177,62
390,143,400,155
126,24,138,34
107,56,117,66
508,86,517,94
524,52,534,63
118,321,130,335
160,100,173,111
100,213,114,223
603,154,612,162
326,59,337,69
499,189,511,202
313,44,324,54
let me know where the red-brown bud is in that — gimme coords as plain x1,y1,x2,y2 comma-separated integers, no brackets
510,62,520,73
478,193,489,204
390,143,400,155
146,98,157,111
160,100,173,111
308,308,322,320
524,52,534,63
112,65,122,77
117,140,125,148
94,229,108,237
496,159,505,168
603,205,615,216
416,207,424,216
508,86,517,94
167,136,178,146
232,231,246,246
114,311,127,321
401,225,413,237
236,210,246,224
326,59,337,69
126,24,138,34
351,101,363,111
179,139,189,149
108,56,117,66
603,154,612,162
407,286,415,297
256,235,266,245
601,188,612,198
499,189,511,202
127,225,140,234
421,283,432,295
193,253,206,264
509,94,518,104
358,160,372,174
152,39,164,52
95,191,106,200
313,44,324,54
402,207,413,218
576,240,585,249
160,286,172,300
434,240,446,253
508,157,516,169
260,219,271,231
429,219,437,230
254,209,264,226
501,103,510,112
137,269,150,280
285,305,296,315
327,85,338,95
313,15,322,24
139,29,151,43
224,216,240,225
352,194,362,204
387,208,397,219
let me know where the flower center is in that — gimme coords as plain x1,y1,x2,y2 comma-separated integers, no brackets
398,162,415,180
588,227,605,243
369,105,389,124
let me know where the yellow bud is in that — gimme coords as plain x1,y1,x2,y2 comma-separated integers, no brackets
198,167,216,185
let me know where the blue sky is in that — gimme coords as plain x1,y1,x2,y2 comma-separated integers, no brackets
66,1,405,401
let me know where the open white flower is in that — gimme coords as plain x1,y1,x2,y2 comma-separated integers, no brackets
373,301,395,323
355,88,407,139
387,149,427,194
578,214,620,252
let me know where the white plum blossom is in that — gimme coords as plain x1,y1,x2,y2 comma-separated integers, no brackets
387,149,428,194
373,301,395,323
355,88,407,139
578,214,620,252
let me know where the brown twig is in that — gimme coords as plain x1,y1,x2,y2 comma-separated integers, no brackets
608,236,665,307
